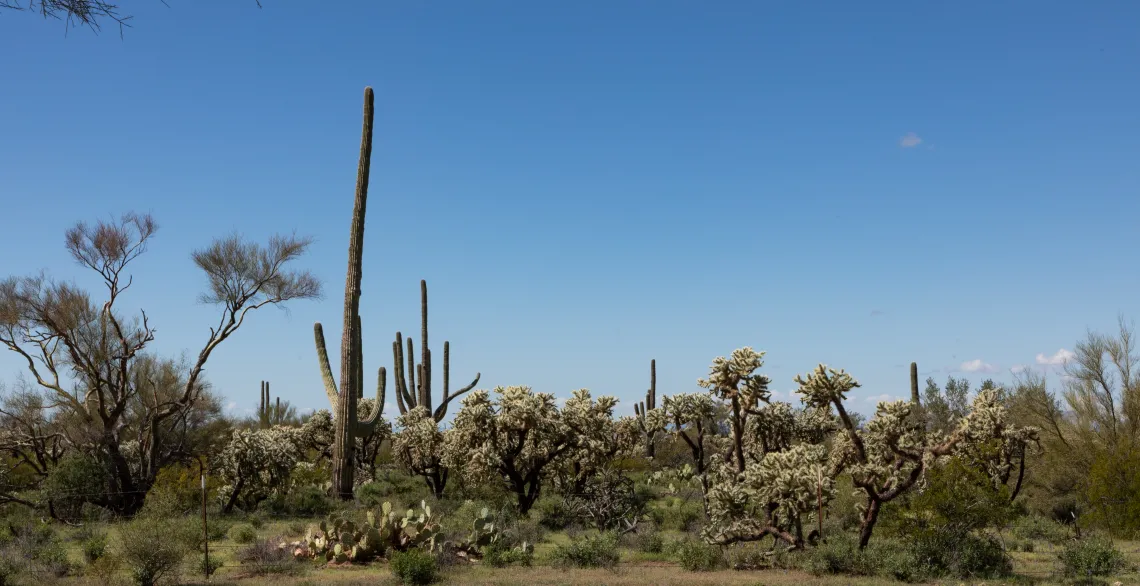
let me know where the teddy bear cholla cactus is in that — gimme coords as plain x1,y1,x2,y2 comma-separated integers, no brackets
442,386,636,514
690,348,837,549
391,407,448,497
798,363,1038,549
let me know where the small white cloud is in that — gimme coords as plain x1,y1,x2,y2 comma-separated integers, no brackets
899,132,923,148
870,309,886,317
243,408,254,414
769,390,782,399
300,407,314,414
961,359,998,373
865,393,900,404
1009,364,1028,374
382,403,396,414
1036,349,1076,366
555,397,568,407
225,401,238,412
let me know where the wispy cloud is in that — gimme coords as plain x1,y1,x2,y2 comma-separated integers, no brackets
870,309,886,317
899,132,923,148
1009,364,1029,375
225,401,238,412
865,393,902,404
300,407,314,415
960,359,998,373
1036,349,1076,366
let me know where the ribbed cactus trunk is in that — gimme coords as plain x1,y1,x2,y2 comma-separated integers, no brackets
314,87,387,501
634,359,658,458
910,362,920,405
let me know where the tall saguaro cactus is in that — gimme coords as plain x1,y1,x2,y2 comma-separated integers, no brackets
633,359,658,458
256,380,297,429
910,362,920,405
391,279,480,423
313,87,387,500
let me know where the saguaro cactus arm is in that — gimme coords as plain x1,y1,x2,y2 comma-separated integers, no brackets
314,322,340,406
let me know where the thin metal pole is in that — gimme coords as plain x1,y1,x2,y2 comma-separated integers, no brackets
201,468,210,581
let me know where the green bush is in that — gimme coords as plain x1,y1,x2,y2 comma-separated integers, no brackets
483,541,533,568
674,539,724,571
389,548,438,585
246,513,266,529
550,532,621,569
1057,537,1127,578
228,523,258,544
724,543,770,570
534,496,573,530
908,529,1012,580
3,521,71,578
1012,514,1071,544
196,553,223,577
119,518,192,586
648,496,703,532
81,532,108,564
40,453,109,523
624,525,664,554
0,550,21,586
206,518,235,541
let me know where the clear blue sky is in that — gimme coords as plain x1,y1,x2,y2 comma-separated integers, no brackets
2,1,1138,419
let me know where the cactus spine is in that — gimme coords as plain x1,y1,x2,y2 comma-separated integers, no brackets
313,87,387,500
391,279,480,423
634,359,658,458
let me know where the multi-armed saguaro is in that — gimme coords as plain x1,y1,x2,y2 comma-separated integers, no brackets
633,359,658,458
256,380,296,429
313,87,387,500
391,279,480,422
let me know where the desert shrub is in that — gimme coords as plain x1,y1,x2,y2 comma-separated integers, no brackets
0,550,21,586
2,521,71,578
228,523,257,544
357,471,428,507
389,548,438,585
550,532,621,569
724,543,769,570
907,529,1012,579
149,463,221,513
674,539,725,571
1012,514,1071,544
258,486,334,517
805,533,924,582
206,518,235,540
533,496,573,530
1057,536,1128,578
81,532,108,564
623,524,664,554
482,541,533,568
236,538,306,576
40,453,109,522
119,518,192,586
648,496,702,532
246,513,266,529
564,469,647,533
196,553,223,578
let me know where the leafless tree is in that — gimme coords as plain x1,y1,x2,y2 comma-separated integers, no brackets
0,0,262,37
0,212,319,514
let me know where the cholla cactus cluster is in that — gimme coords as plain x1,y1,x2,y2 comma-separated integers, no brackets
442,386,627,514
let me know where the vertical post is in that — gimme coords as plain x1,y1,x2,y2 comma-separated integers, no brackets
201,470,210,581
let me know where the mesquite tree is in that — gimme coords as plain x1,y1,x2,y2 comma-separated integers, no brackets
0,213,319,515
312,87,389,499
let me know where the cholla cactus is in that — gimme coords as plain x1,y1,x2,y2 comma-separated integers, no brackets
392,407,449,497
215,425,308,512
797,363,1036,549
442,386,627,514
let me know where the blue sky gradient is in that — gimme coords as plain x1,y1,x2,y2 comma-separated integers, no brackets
2,1,1138,418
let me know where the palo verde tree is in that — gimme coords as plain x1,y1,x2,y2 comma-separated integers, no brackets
313,87,389,500
0,212,320,515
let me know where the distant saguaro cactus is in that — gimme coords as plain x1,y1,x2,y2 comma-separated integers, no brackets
391,279,480,423
313,87,387,500
256,380,297,429
633,359,659,458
